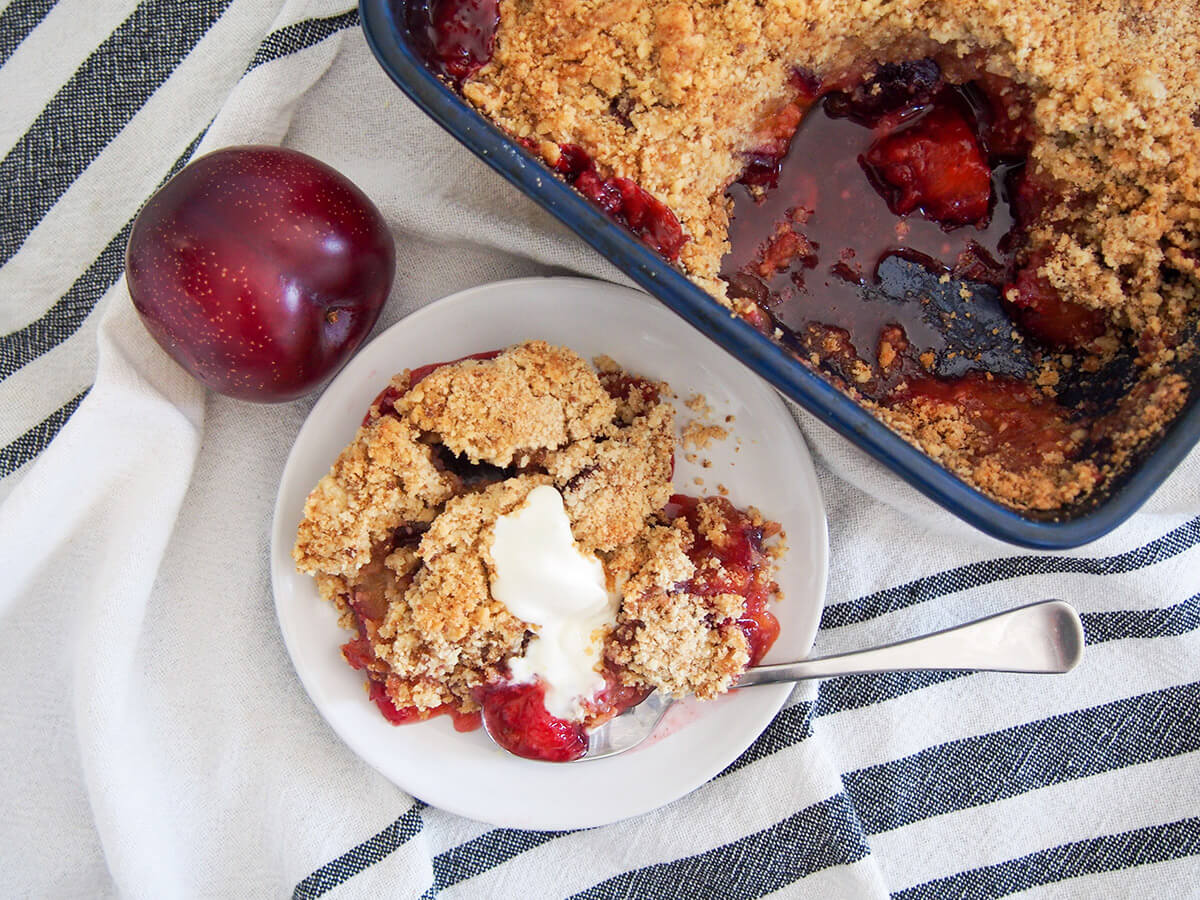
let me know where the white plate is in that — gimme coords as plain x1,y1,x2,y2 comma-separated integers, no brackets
271,277,828,830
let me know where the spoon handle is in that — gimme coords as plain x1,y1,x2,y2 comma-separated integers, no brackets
735,599,1085,688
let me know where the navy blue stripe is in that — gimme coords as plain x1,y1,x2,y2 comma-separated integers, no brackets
247,8,358,71
843,681,1200,835
0,388,89,478
821,515,1200,630
814,670,964,719
892,816,1200,900
0,0,233,268
0,128,208,382
292,802,426,900
719,699,814,777
423,829,567,897
1083,593,1200,645
570,792,870,900
0,0,56,67
416,705,807,893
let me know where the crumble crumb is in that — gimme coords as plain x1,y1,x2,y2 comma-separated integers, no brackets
685,393,712,415
682,420,729,449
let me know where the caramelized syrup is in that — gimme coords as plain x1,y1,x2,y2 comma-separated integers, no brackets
722,89,1016,362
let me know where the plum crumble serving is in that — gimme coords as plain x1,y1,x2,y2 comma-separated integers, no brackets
293,341,783,761
408,0,1199,513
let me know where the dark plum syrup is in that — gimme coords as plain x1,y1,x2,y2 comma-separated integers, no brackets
722,63,1022,364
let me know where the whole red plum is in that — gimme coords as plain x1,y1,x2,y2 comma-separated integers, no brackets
125,146,395,402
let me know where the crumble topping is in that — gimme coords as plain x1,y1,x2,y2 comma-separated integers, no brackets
877,397,1100,510
463,0,795,294
612,582,751,699
608,495,781,698
685,393,712,415
293,341,783,723
545,400,675,551
293,415,452,578
379,475,549,709
405,341,617,466
606,516,748,699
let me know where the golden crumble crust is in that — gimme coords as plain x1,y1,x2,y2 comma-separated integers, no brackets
1090,372,1190,472
464,0,797,296
546,402,675,551
611,588,751,699
292,415,453,578
401,340,617,466
875,395,1102,511
378,476,551,702
607,517,753,699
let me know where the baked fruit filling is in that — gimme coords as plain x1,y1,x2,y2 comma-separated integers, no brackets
409,0,1199,514
293,342,782,761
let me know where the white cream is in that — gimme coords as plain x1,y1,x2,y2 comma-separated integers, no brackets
489,485,618,721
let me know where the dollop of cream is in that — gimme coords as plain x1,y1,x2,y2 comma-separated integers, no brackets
490,485,617,720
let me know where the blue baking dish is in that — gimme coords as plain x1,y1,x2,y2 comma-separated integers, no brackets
359,0,1200,549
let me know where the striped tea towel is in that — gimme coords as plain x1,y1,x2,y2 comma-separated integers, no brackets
0,2,1197,897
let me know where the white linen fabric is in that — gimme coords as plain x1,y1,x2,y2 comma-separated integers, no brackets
1,2,1197,897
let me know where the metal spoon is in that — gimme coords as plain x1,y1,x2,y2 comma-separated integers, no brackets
548,599,1084,762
